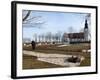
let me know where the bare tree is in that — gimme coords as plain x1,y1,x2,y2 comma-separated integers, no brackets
52,34,56,42
55,33,59,43
68,26,75,33
45,32,52,42
79,28,84,32
41,34,45,42
38,35,41,42
45,33,48,42
34,33,37,42
23,11,31,22
48,32,52,42
57,31,62,43
86,14,91,39
22,10,45,28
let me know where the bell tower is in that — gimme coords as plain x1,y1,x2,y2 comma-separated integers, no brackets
84,19,89,41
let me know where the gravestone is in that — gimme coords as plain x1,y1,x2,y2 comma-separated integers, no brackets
31,41,36,50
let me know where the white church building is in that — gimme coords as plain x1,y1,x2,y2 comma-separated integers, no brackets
62,19,90,44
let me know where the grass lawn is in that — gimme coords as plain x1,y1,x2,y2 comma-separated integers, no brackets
23,43,90,52
23,43,91,69
80,57,91,66
23,54,62,69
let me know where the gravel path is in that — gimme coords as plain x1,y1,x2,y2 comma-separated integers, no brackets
23,50,84,67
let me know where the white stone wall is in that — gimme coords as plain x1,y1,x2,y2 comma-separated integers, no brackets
84,28,89,41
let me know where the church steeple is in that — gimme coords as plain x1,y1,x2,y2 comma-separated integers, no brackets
84,19,89,41
84,19,88,29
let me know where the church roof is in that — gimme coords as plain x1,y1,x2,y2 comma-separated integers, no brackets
63,32,84,39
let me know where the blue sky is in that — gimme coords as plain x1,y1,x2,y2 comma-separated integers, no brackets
22,10,90,40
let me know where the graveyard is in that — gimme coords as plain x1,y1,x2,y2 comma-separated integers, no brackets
23,42,91,69
22,10,91,69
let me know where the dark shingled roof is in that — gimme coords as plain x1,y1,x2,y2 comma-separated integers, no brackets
63,32,84,39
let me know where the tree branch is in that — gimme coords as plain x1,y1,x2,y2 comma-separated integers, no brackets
23,11,31,22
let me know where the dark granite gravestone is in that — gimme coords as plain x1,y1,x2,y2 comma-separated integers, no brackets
31,41,36,50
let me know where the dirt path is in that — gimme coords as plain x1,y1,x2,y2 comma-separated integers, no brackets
23,50,84,67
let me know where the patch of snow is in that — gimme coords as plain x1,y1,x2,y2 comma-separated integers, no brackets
82,49,91,52
57,45,70,47
23,50,84,67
